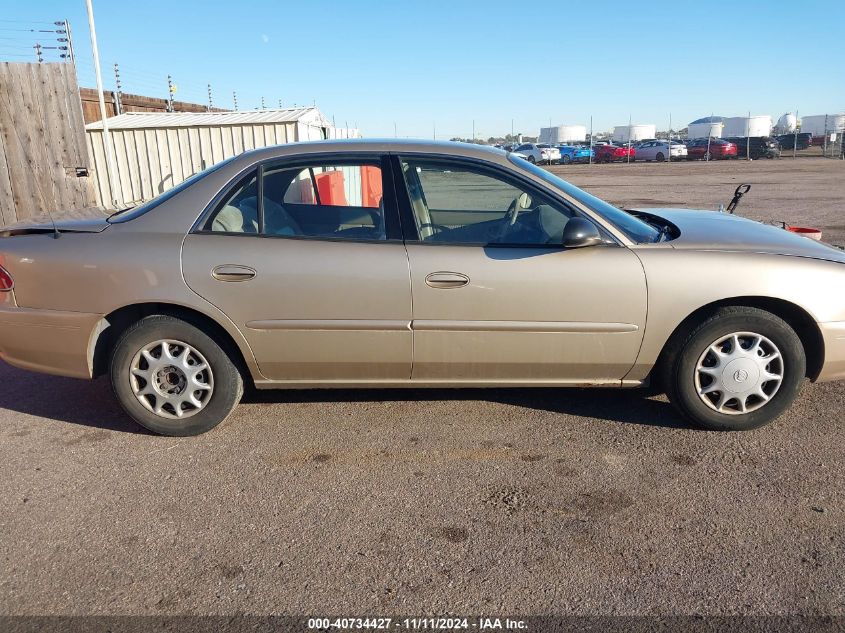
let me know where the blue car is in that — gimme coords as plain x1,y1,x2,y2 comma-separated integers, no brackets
557,144,593,164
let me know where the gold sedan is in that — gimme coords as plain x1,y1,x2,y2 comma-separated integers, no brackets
0,140,843,435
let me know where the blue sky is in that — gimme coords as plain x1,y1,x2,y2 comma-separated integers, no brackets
2,0,843,138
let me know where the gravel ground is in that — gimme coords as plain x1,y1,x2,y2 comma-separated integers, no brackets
1,157,844,619
549,156,845,246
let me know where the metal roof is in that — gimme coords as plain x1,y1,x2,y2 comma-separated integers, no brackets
85,106,329,131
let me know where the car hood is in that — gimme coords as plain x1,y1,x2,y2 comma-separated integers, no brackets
632,208,845,265
0,207,110,236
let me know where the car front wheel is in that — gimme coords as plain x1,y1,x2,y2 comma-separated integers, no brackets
663,307,806,431
110,315,243,436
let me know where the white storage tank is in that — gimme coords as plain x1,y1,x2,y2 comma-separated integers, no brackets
800,114,845,137
539,124,587,144
687,121,724,139
612,124,656,143
775,112,797,134
722,115,772,137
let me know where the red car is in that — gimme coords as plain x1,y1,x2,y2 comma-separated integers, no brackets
685,138,737,160
594,143,636,163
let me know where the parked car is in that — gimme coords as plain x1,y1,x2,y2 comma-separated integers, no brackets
685,138,738,160
595,143,636,163
724,137,781,160
776,133,812,151
632,140,688,162
539,143,563,164
1,139,844,436
512,143,558,164
557,144,593,164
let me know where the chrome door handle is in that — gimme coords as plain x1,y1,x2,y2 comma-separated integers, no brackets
425,272,469,289
212,265,256,282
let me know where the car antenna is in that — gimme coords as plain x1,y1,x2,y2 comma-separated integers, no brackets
45,207,61,239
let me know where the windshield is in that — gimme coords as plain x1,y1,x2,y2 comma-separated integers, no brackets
108,157,235,223
508,154,660,243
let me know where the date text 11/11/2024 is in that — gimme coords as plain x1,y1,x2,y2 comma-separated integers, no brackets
307,617,528,630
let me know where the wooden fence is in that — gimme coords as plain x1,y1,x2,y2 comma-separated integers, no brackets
0,62,97,224
78,87,227,124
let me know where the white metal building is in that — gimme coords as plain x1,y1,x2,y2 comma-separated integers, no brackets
612,124,656,143
85,107,359,207
687,122,723,139
800,114,845,138
721,115,772,138
539,125,587,144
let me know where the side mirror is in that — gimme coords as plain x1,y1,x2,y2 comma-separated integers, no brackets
562,217,603,248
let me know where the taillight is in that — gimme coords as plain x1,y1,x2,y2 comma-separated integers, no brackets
0,265,13,291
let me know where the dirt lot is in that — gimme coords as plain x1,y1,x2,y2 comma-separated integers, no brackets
550,155,845,246
1,158,844,622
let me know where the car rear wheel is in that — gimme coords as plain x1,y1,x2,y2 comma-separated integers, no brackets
662,307,805,431
527,155,536,164
110,315,243,436
704,151,712,161
656,152,665,162
561,155,571,165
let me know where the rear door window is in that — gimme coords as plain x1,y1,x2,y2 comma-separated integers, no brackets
263,162,386,240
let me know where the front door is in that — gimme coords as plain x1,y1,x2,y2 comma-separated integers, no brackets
182,156,412,383
396,156,647,384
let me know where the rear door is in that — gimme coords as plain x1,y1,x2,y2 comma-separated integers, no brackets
182,155,412,383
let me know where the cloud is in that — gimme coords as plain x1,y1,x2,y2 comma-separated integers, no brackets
261,34,269,44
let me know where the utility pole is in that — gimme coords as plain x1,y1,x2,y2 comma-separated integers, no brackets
207,83,213,111
472,119,475,142
261,96,265,109
85,0,121,207
278,99,282,108
113,63,122,115
667,113,672,164
167,75,174,112
34,43,43,63
62,19,75,63
793,108,799,159
746,110,751,161
589,116,593,165
233,91,238,111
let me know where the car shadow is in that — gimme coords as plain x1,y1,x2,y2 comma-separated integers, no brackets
0,363,690,434
242,385,691,430
0,365,149,435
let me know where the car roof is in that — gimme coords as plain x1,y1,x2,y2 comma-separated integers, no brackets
241,138,511,162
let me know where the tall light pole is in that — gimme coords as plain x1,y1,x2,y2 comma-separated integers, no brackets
85,0,121,207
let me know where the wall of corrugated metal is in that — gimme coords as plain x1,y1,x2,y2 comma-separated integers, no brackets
87,120,360,208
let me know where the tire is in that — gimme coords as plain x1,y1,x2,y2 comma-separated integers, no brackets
561,155,571,165
527,155,536,164
656,152,665,162
110,315,244,436
704,151,712,161
662,307,805,431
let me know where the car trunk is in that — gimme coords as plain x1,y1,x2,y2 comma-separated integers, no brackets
0,207,110,236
